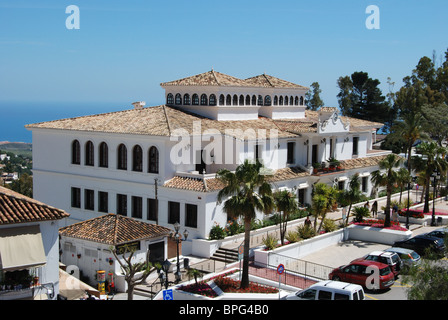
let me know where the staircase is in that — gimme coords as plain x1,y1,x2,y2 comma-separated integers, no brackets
210,247,239,264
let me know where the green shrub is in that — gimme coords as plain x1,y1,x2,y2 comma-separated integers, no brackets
297,224,316,239
209,224,226,240
285,230,300,243
322,218,338,233
262,234,279,250
352,206,370,223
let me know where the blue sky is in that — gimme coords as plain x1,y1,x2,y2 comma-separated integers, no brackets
1,0,447,109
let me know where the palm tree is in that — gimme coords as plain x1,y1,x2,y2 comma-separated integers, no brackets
411,142,448,214
216,159,274,289
338,174,362,226
396,167,411,204
273,189,298,246
371,154,403,228
311,183,338,233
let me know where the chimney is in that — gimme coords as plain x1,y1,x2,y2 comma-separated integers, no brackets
132,101,146,109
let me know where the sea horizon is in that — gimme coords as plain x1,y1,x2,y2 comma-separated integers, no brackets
0,100,164,144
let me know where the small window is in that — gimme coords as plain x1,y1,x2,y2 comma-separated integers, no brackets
192,94,199,105
185,204,198,228
233,94,238,106
85,141,94,166
287,142,295,164
273,96,278,105
279,96,284,105
257,95,263,106
295,96,299,105
317,290,333,300
84,189,94,211
200,94,208,106
168,201,180,224
285,96,289,105
71,140,81,165
132,196,143,219
132,145,143,172
226,94,232,106
300,96,304,105
219,94,225,105
147,198,158,221
353,137,359,156
148,146,159,174
71,187,81,208
98,191,108,213
175,93,182,105
245,95,251,106
239,94,245,106
99,142,108,168
362,176,368,193
209,94,216,106
117,194,127,216
334,293,350,300
166,93,174,105
264,95,272,106
251,95,257,105
117,144,127,170
183,94,191,105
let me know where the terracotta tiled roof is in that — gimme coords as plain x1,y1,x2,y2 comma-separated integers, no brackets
160,70,308,89
267,166,310,182
339,155,390,170
26,106,383,139
59,213,171,245
0,186,70,225
163,176,226,193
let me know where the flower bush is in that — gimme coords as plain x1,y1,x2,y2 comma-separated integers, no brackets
178,271,278,297
399,208,448,218
352,219,408,231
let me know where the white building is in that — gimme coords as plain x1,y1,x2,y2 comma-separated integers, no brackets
26,70,390,256
0,186,70,300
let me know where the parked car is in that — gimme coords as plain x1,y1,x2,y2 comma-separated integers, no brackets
285,280,365,300
352,251,403,278
384,247,421,272
393,234,446,257
425,227,448,242
329,260,395,291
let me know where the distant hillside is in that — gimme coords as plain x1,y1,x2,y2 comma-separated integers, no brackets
0,141,32,157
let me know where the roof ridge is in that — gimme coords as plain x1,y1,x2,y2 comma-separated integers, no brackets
262,73,274,87
211,69,220,86
113,213,119,245
162,105,172,136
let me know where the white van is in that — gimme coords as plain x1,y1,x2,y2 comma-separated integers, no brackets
285,280,365,300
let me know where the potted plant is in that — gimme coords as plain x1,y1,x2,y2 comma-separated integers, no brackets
312,162,321,174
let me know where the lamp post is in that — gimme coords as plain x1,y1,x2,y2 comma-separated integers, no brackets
160,259,171,290
406,181,411,230
171,222,189,283
431,170,440,226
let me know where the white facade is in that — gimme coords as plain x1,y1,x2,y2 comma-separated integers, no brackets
28,71,389,257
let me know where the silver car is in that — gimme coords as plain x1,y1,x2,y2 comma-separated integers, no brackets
385,247,421,272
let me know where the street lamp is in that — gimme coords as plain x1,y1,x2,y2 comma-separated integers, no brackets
431,170,441,226
171,222,189,283
160,259,171,289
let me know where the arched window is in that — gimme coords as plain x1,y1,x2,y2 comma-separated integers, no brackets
226,94,232,106
233,94,238,106
166,93,174,105
290,96,294,105
148,146,159,174
209,94,217,106
200,94,208,105
85,141,94,166
239,95,245,106
285,96,289,106
252,95,257,105
132,145,143,172
257,95,263,106
219,94,225,105
192,94,199,105
71,140,80,165
99,142,108,168
274,96,278,105
117,144,127,170
295,96,299,106
183,94,191,105
279,96,284,105
245,95,251,106
264,95,272,106
300,96,304,105
175,93,182,105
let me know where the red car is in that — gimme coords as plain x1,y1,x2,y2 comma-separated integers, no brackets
329,260,395,291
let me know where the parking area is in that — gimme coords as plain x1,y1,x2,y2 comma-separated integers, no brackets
299,225,441,300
